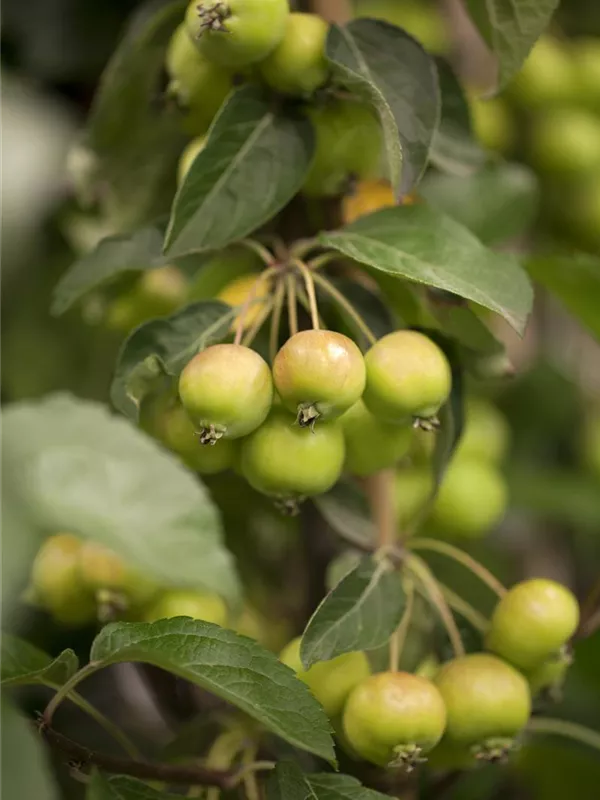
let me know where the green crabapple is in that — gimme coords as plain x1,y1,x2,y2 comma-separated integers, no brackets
343,671,447,769
304,99,383,197
457,398,510,465
78,541,159,610
429,456,507,540
259,12,329,96
486,578,579,672
179,344,273,444
240,407,345,506
434,653,531,762
393,466,434,530
279,637,370,717
161,402,237,475
363,330,452,426
166,24,234,135
30,534,97,627
340,399,412,477
273,330,366,428
185,0,289,68
143,589,228,626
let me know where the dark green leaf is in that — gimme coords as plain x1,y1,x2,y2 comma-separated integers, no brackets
300,556,405,668
75,1,186,227
87,773,181,800
165,86,314,256
2,394,239,601
319,205,533,333
52,226,164,315
465,0,560,88
526,253,600,341
326,550,364,592
265,761,310,800
326,19,440,195
313,480,375,550
430,59,487,176
307,773,390,800
1,634,78,687
421,163,539,245
91,619,335,763
1,700,58,800
111,300,231,419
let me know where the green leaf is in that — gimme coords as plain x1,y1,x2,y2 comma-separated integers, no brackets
300,556,405,668
90,618,335,763
430,59,487,176
421,163,539,246
319,204,533,334
465,0,560,89
425,301,505,357
526,253,600,341
313,481,375,550
111,300,231,419
265,761,310,800
75,1,186,228
1,634,78,688
1,474,42,617
326,19,440,195
1,700,58,800
307,773,390,800
165,86,314,257
2,394,239,601
52,226,164,316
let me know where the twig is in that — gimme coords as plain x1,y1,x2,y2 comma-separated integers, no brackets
407,555,465,658
408,538,507,598
310,0,352,23
310,270,377,346
366,469,396,549
40,724,237,788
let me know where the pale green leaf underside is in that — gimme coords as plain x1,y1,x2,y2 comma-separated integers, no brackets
2,394,239,601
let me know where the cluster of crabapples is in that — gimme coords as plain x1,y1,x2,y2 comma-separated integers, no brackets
281,577,580,771
169,325,451,514
169,0,382,193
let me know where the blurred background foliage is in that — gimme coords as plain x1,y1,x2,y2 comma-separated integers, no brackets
2,1,600,799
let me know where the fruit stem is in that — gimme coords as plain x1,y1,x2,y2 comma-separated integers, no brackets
43,662,102,726
310,270,377,346
526,717,600,754
438,583,488,633
407,554,465,658
233,267,276,346
239,238,276,266
241,297,275,348
296,284,326,329
269,279,286,362
293,259,320,330
389,578,414,672
308,252,340,271
408,538,507,598
286,274,299,336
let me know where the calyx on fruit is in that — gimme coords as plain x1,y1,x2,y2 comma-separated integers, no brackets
179,343,273,444
273,330,366,428
342,671,447,769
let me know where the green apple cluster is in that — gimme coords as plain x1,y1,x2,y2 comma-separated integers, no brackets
172,328,451,513
279,577,578,771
